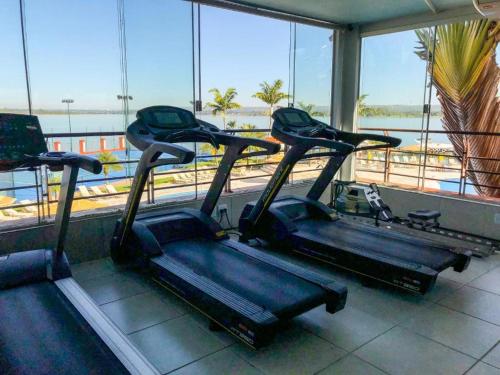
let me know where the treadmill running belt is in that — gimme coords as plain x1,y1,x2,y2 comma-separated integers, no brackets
295,219,457,270
161,238,325,317
0,281,128,375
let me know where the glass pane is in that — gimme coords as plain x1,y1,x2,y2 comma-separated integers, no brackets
292,23,334,184
357,29,429,189
199,5,291,191
293,24,333,125
25,0,124,212
0,0,32,214
0,1,28,113
124,0,195,202
25,0,123,140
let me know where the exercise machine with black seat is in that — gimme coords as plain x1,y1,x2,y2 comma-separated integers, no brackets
0,113,158,375
239,107,471,294
331,180,498,258
110,105,347,349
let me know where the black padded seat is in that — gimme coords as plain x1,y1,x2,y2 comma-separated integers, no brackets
408,210,441,220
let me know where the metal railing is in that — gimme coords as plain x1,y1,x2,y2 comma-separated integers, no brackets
0,129,325,226
355,127,500,197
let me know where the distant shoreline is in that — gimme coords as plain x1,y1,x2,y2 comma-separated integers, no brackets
1,107,441,118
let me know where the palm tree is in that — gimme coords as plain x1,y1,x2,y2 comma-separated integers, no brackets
415,20,499,197
357,94,369,117
97,152,124,180
253,79,290,129
206,88,241,129
297,102,325,117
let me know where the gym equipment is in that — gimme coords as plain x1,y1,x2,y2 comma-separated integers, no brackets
239,107,471,294
0,113,157,375
332,181,499,257
110,106,347,349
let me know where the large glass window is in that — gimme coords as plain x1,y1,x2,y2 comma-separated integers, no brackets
25,0,123,143
357,21,500,200
0,1,29,113
124,0,195,202
199,5,292,192
293,23,333,123
357,29,431,189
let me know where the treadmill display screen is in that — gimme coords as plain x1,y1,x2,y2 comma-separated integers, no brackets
283,112,305,124
281,111,311,127
153,111,183,127
0,114,47,171
150,109,196,129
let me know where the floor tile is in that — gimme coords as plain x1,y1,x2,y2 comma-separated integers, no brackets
483,343,500,369
318,355,387,375
232,327,346,375
355,327,475,375
347,285,432,325
467,362,500,375
186,308,236,346
71,258,116,282
401,304,500,358
129,315,228,374
100,291,184,334
439,286,500,326
170,348,263,375
441,258,492,284
469,267,500,295
297,305,394,351
77,272,148,305
424,277,463,303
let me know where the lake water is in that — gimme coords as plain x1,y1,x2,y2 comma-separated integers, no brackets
3,113,456,201
35,113,449,149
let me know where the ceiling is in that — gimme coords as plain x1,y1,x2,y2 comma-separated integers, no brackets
226,0,473,25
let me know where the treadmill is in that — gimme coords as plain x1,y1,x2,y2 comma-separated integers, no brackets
0,114,157,375
110,105,347,348
239,107,471,294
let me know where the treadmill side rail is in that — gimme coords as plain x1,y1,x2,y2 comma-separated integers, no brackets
222,239,347,313
56,278,160,375
151,254,279,348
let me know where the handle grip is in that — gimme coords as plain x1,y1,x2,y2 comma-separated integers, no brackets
36,152,102,174
76,154,103,174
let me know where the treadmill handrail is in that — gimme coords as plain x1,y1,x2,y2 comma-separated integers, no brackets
335,130,401,150
111,142,194,262
35,152,103,174
135,141,195,168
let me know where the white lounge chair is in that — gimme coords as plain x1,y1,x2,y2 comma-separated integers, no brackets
90,186,106,196
20,199,39,214
2,208,31,218
0,210,16,221
105,184,119,194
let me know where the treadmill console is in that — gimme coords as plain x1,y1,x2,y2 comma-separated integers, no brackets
272,107,334,145
0,114,48,171
129,106,220,151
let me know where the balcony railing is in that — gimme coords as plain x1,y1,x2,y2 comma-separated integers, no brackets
355,127,500,197
0,129,325,226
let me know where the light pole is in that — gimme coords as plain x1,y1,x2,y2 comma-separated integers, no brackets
61,98,74,151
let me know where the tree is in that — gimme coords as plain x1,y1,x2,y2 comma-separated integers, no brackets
357,94,370,117
415,20,499,197
253,79,290,129
205,88,241,129
297,102,325,117
97,152,124,180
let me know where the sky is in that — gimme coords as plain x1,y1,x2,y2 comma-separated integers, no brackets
0,0,497,111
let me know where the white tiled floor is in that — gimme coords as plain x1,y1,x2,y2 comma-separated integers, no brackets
73,252,500,375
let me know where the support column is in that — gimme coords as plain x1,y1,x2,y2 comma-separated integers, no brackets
333,26,361,181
